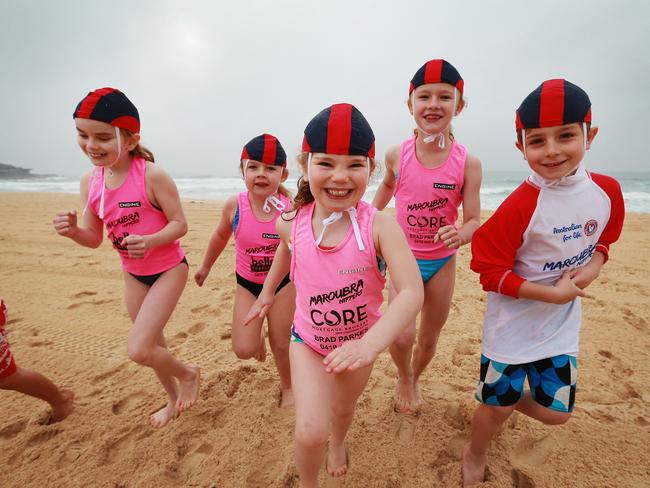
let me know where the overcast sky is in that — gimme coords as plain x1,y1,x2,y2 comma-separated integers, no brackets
1,0,648,177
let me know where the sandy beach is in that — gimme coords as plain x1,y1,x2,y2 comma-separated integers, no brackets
0,192,648,488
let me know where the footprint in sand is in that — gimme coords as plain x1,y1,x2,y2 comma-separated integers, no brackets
452,342,477,367
396,416,417,442
71,291,97,298
188,322,208,335
26,428,62,447
180,442,214,473
191,304,210,313
511,432,554,468
217,365,256,398
57,440,86,468
622,307,648,331
92,363,127,385
220,331,232,340
66,299,112,310
111,391,147,415
99,427,143,465
169,331,189,347
28,339,53,347
511,467,536,488
0,419,27,439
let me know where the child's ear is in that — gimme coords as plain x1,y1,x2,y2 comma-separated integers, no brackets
586,126,599,150
454,98,465,116
127,133,140,151
281,168,289,182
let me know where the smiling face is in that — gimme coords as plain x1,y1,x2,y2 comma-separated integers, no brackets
241,159,287,198
409,83,463,135
75,118,138,168
516,123,598,180
304,153,371,213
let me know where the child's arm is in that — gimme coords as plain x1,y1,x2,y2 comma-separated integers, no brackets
194,196,236,286
243,216,293,324
323,212,424,373
53,172,104,248
123,165,187,258
371,145,399,210
435,154,482,248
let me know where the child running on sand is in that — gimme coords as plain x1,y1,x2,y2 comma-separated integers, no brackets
0,298,74,423
462,79,625,485
194,134,295,408
53,88,200,428
372,59,482,413
245,104,423,486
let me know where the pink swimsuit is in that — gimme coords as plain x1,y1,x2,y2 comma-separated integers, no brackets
290,201,385,355
394,137,467,260
234,191,290,284
87,157,185,275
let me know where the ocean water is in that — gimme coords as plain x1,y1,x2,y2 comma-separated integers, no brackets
1,171,649,212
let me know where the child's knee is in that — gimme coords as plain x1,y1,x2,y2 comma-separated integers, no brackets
478,403,515,424
542,410,571,425
232,342,259,360
294,419,328,449
268,336,289,355
127,342,152,365
392,330,416,350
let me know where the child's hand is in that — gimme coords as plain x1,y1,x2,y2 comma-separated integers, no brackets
434,225,462,249
323,339,378,373
53,210,79,237
552,271,586,304
569,263,601,290
123,234,149,259
194,266,210,286
243,293,274,326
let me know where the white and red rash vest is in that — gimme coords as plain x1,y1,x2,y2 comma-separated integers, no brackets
290,201,386,355
470,167,624,363
394,136,467,259
87,157,185,275
234,191,290,284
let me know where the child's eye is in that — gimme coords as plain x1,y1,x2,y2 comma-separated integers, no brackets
559,132,577,140
528,138,544,146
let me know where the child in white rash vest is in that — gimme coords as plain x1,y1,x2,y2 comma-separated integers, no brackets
462,79,625,486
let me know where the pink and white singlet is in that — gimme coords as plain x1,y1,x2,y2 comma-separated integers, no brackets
394,137,467,260
234,191,290,284
87,157,185,275
290,201,386,355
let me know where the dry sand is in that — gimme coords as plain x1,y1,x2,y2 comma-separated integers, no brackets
0,192,648,488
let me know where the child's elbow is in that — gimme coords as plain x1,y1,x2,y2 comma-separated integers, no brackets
177,220,188,237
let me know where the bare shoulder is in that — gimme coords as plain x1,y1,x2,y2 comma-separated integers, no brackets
465,153,482,170
372,209,400,237
144,162,173,184
276,212,294,241
385,144,401,171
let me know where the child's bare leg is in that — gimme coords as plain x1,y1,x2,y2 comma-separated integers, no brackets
411,256,456,406
463,403,514,486
267,283,295,408
515,391,571,425
150,333,180,428
387,282,418,412
231,285,266,361
0,367,74,422
124,265,200,415
290,342,332,488
328,363,374,477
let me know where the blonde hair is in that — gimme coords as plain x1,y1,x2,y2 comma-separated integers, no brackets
122,129,155,162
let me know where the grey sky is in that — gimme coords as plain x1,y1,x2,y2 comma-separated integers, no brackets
1,0,648,177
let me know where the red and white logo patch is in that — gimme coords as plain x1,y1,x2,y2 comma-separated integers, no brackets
584,219,598,236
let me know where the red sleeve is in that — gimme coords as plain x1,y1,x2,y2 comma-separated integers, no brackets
470,181,539,297
591,173,625,263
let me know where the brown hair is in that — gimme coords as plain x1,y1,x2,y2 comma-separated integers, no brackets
122,129,155,162
285,152,377,220
238,160,293,201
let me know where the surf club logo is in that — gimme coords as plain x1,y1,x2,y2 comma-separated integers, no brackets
584,219,598,236
433,182,456,190
250,256,273,273
106,212,140,230
406,197,448,213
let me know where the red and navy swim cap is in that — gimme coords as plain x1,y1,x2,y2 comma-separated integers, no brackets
409,59,464,95
302,103,375,158
516,79,591,130
73,87,140,133
241,134,287,167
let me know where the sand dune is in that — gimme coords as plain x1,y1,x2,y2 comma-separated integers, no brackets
0,192,648,487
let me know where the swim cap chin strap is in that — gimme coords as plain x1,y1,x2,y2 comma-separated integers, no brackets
307,153,368,251
411,89,459,149
82,126,123,219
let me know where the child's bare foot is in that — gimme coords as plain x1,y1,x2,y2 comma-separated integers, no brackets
279,388,294,409
150,401,178,428
48,389,75,423
462,444,486,486
326,442,349,477
254,329,267,362
393,375,417,413
176,365,200,413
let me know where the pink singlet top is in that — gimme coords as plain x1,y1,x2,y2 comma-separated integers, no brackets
234,191,290,284
394,137,467,260
290,201,386,355
87,157,185,275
